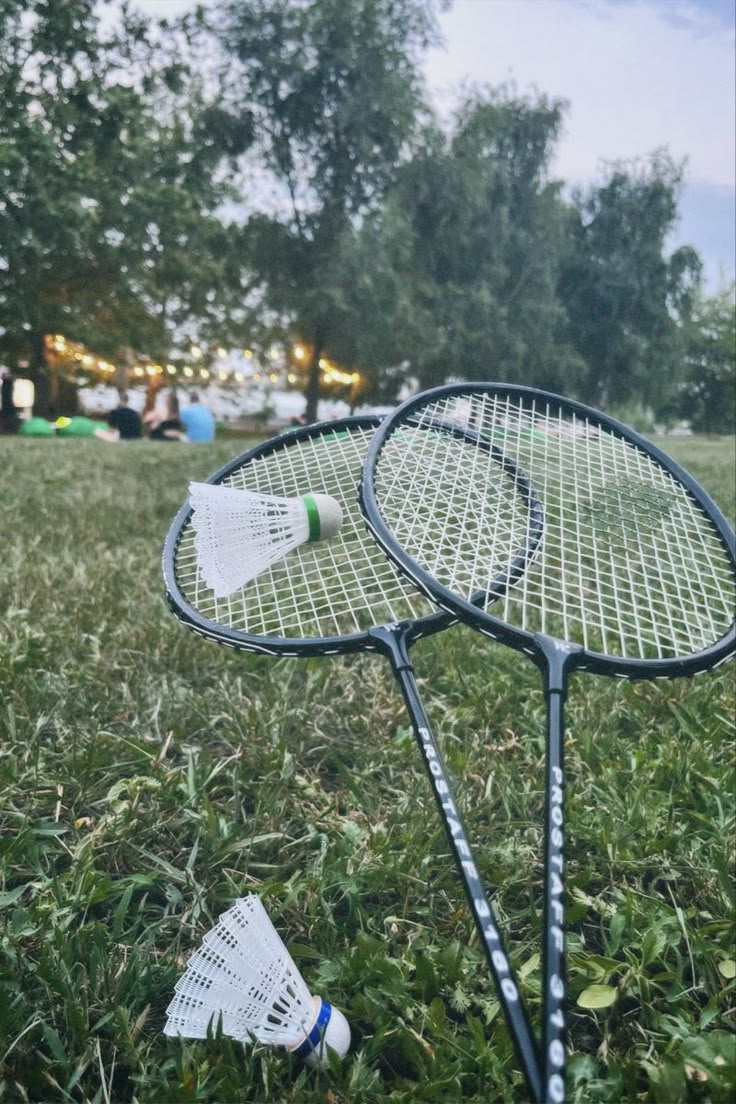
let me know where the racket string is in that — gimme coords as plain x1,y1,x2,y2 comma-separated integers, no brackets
373,393,734,661
174,427,435,640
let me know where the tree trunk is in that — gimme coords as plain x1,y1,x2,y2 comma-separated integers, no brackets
0,372,21,434
144,374,161,417
305,341,322,424
349,377,360,415
114,345,134,391
29,331,53,416
0,373,14,416
56,375,81,417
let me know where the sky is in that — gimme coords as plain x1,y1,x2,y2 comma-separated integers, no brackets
134,0,735,290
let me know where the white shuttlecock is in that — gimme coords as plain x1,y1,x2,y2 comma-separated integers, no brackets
188,481,343,597
164,895,351,1068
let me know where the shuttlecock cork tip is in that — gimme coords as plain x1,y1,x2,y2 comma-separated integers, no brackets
301,493,343,541
288,996,351,1067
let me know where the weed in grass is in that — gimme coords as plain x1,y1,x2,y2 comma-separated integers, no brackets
0,435,734,1102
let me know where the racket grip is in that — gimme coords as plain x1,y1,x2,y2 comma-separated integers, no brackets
542,688,566,1104
536,634,579,1104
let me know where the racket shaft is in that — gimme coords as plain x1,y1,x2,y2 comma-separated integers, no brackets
392,658,543,1102
543,689,566,1103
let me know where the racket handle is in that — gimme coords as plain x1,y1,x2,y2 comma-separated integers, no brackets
537,635,578,1104
542,688,566,1103
370,623,543,1103
536,635,582,1099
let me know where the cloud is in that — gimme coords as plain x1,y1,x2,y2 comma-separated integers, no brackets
425,0,734,189
599,0,735,36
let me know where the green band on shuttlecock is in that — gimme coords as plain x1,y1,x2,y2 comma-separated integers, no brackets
301,494,321,542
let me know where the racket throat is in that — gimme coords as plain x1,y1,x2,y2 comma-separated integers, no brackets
534,634,581,696
367,621,416,671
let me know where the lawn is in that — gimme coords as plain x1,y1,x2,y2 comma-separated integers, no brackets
1,432,734,1104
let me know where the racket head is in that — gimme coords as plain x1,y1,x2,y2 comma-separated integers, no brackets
163,416,451,657
361,383,736,679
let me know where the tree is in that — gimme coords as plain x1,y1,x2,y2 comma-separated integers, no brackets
213,0,440,421
287,202,427,403
679,285,735,434
0,0,252,413
376,88,584,391
558,152,702,412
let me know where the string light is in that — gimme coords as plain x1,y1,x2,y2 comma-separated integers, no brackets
316,355,361,387
46,334,116,378
43,332,364,396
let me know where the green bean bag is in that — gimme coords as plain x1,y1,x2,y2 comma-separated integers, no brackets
56,416,98,437
19,417,55,437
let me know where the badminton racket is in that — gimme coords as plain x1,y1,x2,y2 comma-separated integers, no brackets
360,383,736,1103
162,415,546,1098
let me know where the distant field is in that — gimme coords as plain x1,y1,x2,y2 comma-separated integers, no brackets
0,433,734,1103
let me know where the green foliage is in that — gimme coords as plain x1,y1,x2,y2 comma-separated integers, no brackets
213,0,441,418
2,0,728,426
303,202,429,401
679,285,736,434
0,434,734,1101
218,0,437,220
0,0,251,409
559,153,702,409
383,88,584,390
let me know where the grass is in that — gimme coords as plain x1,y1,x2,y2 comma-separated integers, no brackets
0,431,734,1104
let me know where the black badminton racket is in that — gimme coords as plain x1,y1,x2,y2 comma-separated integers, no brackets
360,383,736,1103
162,415,546,1099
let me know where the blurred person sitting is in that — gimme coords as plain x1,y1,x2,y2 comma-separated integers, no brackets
180,392,215,443
94,390,142,442
144,390,185,441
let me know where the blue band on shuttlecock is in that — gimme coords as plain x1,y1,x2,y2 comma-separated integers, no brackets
293,998,332,1059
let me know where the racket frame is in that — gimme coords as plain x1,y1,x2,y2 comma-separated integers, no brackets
162,415,452,657
162,412,547,1100
360,382,736,681
360,381,736,1104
